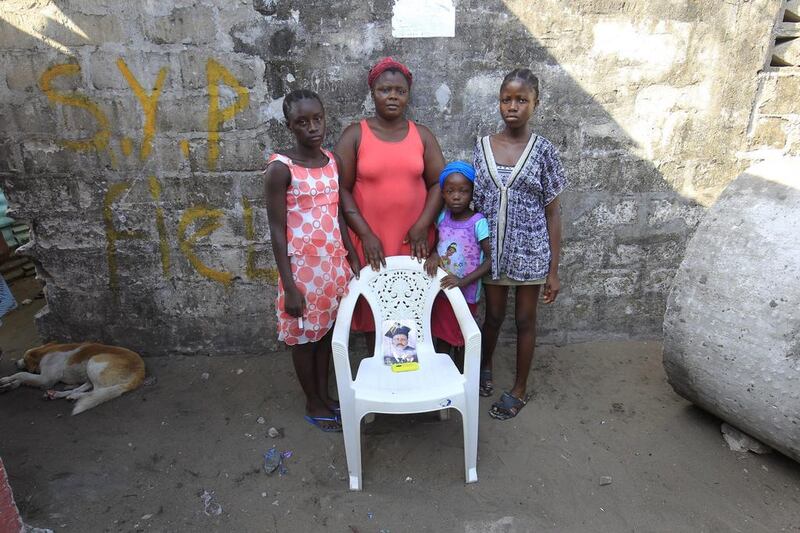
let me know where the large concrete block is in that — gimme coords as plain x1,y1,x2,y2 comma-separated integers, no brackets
31,215,107,249
749,117,789,150
643,267,675,294
0,139,21,173
608,243,646,267
576,156,669,192
90,52,179,91
20,140,96,175
3,52,65,92
772,37,800,66
570,196,639,235
759,75,800,115
646,197,704,229
178,52,261,89
7,101,59,136
34,246,111,289
143,6,218,45
213,133,265,171
0,11,45,50
0,174,75,219
0,9,127,48
570,268,639,297
601,293,665,338
663,158,800,462
155,96,209,133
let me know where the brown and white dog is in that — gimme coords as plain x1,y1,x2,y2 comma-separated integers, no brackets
0,342,145,415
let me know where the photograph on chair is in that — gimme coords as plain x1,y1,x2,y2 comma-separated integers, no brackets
382,320,419,366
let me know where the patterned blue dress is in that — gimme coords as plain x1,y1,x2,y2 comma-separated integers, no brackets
473,134,568,281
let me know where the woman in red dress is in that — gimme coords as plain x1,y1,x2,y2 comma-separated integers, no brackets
335,57,445,346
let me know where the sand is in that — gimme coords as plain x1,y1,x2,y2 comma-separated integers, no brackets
1,278,799,532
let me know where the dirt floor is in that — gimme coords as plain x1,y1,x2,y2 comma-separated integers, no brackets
1,278,799,533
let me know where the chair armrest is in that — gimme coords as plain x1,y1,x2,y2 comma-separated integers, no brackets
331,281,361,385
441,284,482,384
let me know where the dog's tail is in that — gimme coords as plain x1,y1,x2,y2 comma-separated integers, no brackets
71,384,127,416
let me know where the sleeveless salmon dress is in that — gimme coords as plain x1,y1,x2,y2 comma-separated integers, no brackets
349,120,434,331
267,150,352,345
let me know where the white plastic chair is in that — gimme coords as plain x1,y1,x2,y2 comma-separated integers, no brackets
331,255,481,491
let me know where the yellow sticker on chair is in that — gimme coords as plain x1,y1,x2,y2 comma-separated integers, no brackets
391,362,420,372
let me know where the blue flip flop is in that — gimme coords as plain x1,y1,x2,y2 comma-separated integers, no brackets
488,392,528,420
304,414,342,432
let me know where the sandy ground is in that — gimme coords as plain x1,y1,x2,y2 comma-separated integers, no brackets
1,278,799,533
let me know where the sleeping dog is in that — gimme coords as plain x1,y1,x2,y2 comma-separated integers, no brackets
0,342,145,415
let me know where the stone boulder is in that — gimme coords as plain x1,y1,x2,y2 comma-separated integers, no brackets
663,158,800,462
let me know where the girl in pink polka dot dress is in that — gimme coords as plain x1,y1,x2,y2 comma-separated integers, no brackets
265,90,360,432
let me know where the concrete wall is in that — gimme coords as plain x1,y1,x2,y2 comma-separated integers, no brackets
0,0,781,355
741,2,800,162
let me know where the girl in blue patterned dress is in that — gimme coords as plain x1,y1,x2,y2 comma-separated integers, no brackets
472,68,568,420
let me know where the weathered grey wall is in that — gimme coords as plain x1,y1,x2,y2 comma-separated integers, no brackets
0,0,781,355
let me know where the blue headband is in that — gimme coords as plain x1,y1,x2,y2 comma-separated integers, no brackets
439,161,475,189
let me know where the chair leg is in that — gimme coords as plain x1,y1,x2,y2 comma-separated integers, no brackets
341,410,363,491
462,403,478,484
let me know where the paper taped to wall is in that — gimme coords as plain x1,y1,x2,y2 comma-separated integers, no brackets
392,0,455,38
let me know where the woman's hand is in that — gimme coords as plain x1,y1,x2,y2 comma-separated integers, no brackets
284,285,305,317
440,274,465,290
347,252,362,279
542,272,560,304
405,222,430,260
361,231,386,271
424,252,441,277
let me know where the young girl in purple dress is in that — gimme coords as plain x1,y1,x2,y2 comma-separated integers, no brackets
425,161,491,370
473,68,568,420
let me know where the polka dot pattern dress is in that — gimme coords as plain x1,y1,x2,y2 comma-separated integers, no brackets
267,150,352,345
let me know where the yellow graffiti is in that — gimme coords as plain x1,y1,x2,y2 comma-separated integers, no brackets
177,206,234,286
243,198,279,284
179,139,190,159
207,59,249,170
120,137,134,157
104,182,145,290
148,176,171,276
39,59,275,290
116,59,168,162
38,63,111,154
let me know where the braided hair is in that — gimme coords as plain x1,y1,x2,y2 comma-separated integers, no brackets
500,68,539,97
282,89,323,122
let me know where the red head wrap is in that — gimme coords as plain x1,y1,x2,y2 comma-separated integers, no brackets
367,57,413,89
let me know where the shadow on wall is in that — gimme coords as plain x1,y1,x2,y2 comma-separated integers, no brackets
1,0,754,353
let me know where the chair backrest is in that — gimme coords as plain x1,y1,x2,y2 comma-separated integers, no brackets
349,256,442,357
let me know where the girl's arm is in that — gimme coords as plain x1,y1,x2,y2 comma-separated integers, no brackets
440,237,491,290
543,196,562,304
333,152,362,278
334,123,386,271
405,124,445,259
423,230,441,277
265,161,303,317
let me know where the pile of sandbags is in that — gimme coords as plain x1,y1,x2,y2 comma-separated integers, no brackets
0,189,34,283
